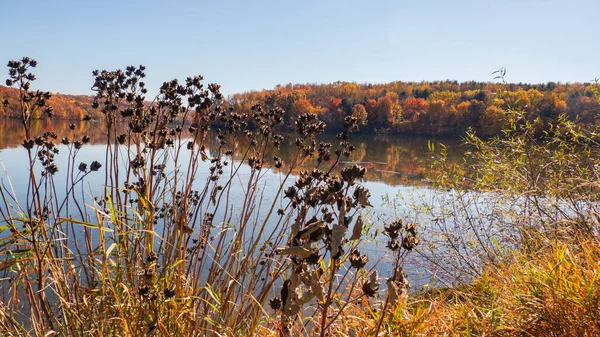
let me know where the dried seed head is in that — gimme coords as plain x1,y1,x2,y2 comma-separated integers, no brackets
362,271,379,297
90,161,102,171
269,297,282,310
349,248,368,269
163,288,176,299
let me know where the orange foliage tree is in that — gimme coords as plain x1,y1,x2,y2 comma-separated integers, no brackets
3,77,599,137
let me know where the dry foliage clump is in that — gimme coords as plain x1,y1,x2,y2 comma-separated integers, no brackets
0,57,418,337
309,237,600,337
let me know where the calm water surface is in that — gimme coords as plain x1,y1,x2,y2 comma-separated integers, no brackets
0,119,464,288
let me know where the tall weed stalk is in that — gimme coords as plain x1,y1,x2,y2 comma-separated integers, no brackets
0,58,417,336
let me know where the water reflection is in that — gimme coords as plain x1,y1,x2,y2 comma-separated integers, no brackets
0,119,463,186
0,119,467,289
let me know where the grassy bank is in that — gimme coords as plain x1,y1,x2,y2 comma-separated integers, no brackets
353,238,600,336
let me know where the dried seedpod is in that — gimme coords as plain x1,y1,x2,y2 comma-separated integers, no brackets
362,271,379,297
269,297,282,310
349,248,368,269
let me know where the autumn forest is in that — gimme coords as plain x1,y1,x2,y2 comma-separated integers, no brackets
2,79,599,137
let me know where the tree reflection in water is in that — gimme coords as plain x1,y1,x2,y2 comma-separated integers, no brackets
0,119,463,186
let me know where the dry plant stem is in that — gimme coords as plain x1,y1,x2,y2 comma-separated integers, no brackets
1,58,418,336
319,257,337,337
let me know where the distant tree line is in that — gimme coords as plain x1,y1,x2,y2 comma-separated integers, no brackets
2,80,599,137
0,85,95,120
228,80,600,136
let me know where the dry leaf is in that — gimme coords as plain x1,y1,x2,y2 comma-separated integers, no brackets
276,246,313,259
350,216,364,241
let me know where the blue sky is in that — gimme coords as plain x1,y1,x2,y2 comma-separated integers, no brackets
1,0,598,96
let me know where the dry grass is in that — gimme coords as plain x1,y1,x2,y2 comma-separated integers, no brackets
319,237,600,337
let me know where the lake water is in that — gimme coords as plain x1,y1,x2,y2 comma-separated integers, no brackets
0,119,465,289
